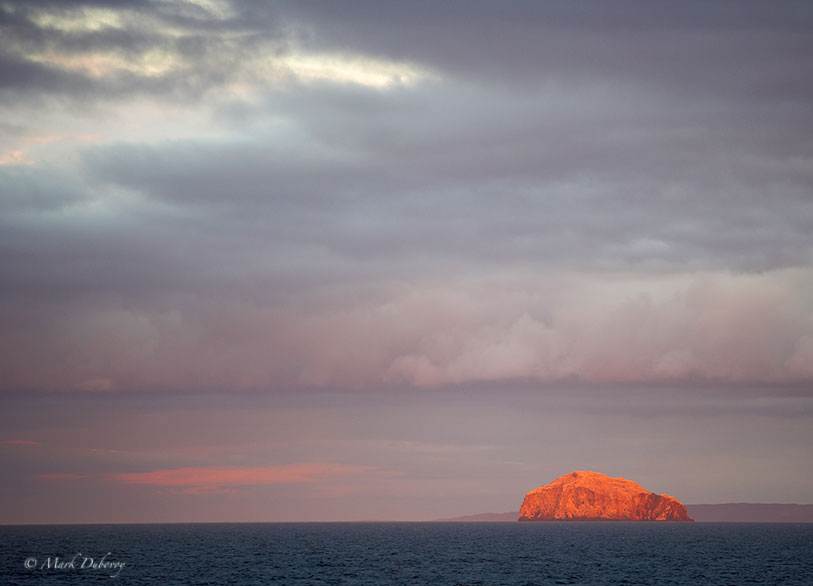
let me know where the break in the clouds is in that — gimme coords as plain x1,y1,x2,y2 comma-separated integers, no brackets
1,0,812,392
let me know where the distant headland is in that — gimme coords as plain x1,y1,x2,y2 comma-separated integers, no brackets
436,504,813,523
434,470,813,523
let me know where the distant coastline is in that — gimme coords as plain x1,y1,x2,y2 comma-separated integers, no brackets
434,504,813,523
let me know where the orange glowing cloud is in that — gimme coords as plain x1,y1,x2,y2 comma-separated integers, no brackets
109,463,375,491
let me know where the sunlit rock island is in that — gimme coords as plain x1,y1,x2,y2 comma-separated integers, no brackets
518,471,694,522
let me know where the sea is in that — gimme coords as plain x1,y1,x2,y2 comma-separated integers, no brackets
1,522,811,585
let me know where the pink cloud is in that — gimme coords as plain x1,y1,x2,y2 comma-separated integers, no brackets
109,463,375,490
2,439,41,446
161,486,237,495
36,473,89,480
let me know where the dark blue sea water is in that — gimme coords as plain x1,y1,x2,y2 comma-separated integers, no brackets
1,522,811,585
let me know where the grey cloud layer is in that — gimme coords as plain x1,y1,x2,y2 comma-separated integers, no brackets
82,79,813,271
1,1,812,391
4,1,813,101
0,0,286,101
277,0,813,102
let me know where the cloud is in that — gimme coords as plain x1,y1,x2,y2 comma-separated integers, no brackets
36,473,89,480
109,463,376,491
74,378,116,392
75,74,813,273
2,267,812,392
272,0,813,102
5,1,809,107
0,150,26,165
0,0,431,105
384,270,813,386
0,1,811,393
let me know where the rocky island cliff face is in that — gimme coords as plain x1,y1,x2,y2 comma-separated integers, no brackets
518,471,693,522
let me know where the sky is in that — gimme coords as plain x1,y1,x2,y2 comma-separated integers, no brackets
1,0,812,523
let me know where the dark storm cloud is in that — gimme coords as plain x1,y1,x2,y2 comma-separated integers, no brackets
273,0,813,99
